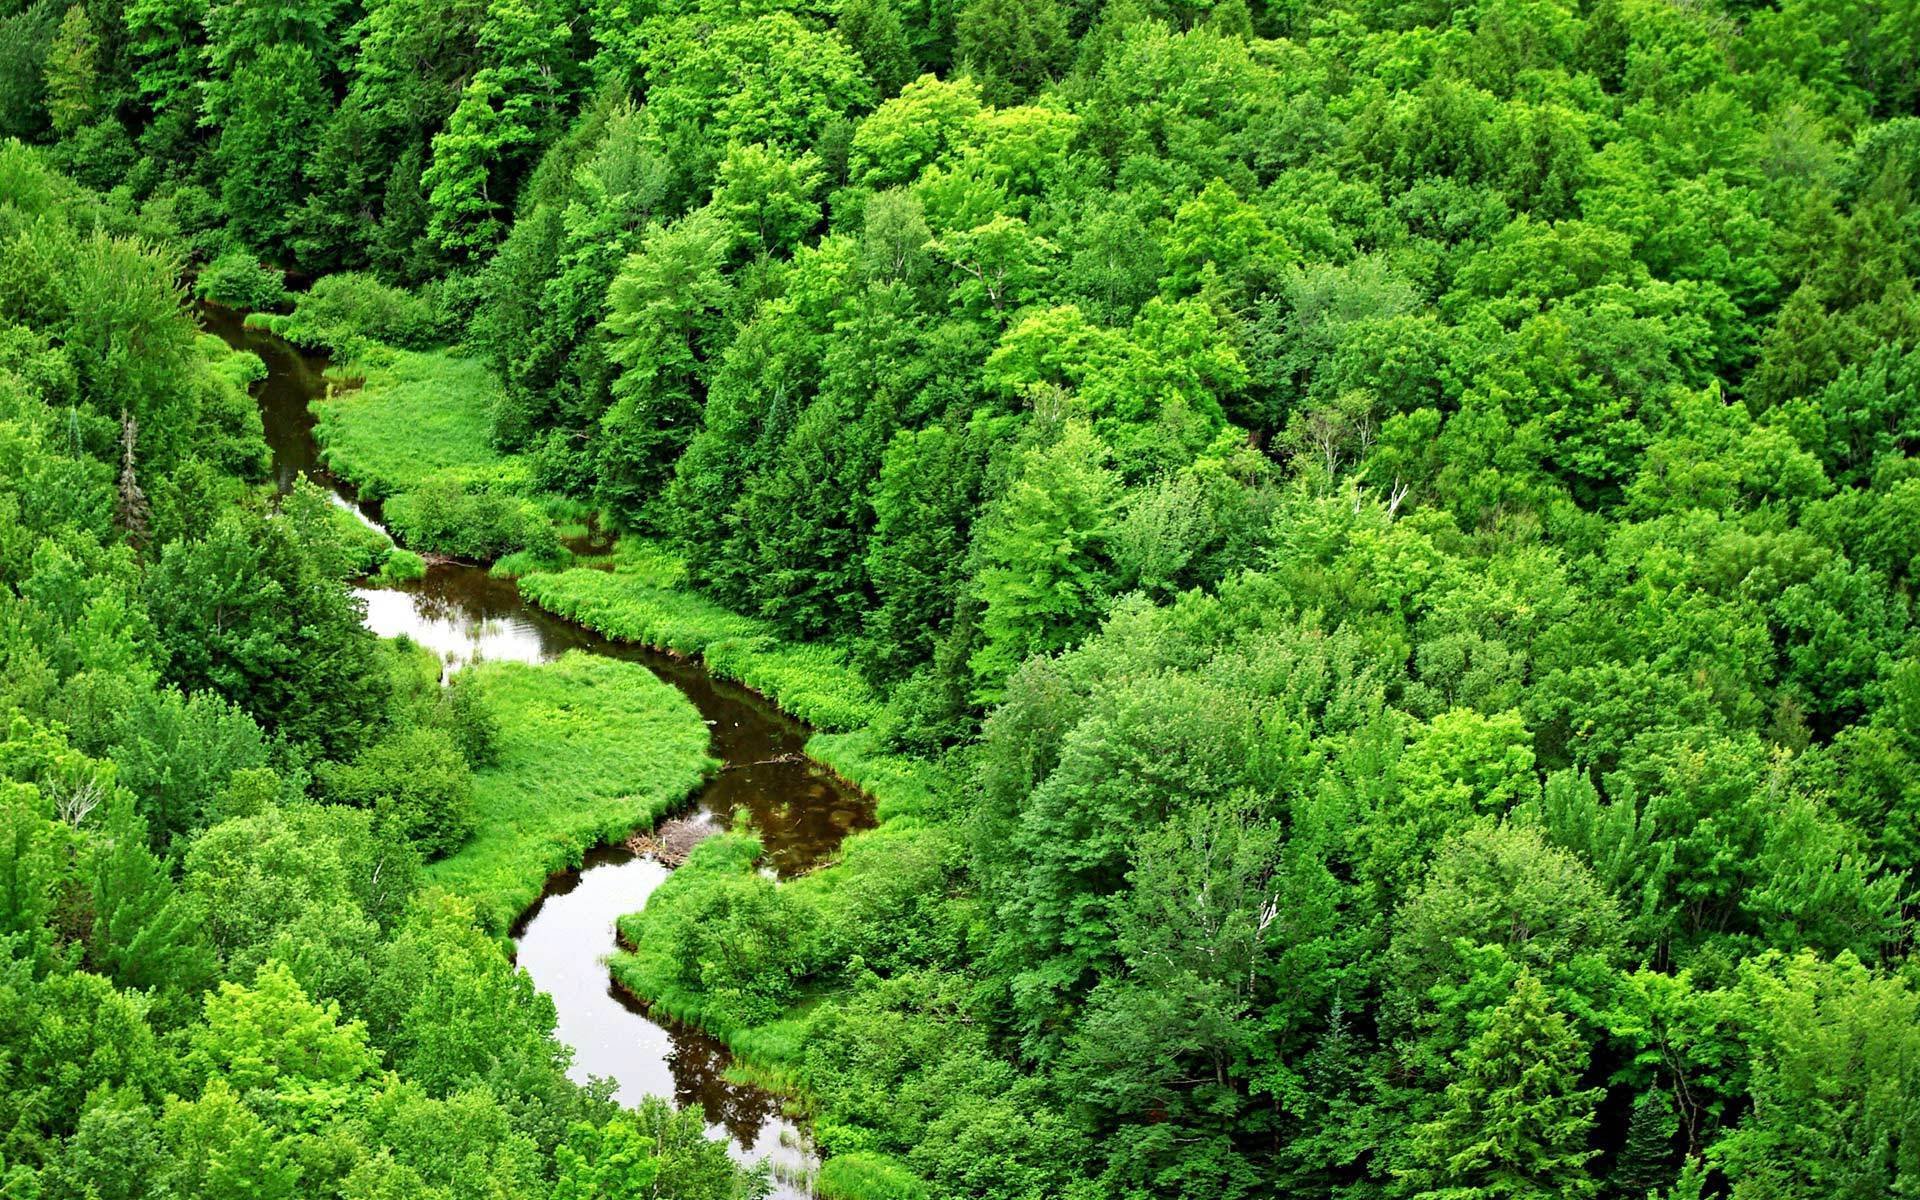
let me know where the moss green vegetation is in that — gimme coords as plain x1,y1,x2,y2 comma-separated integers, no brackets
312,350,514,500
427,651,714,931
311,349,557,561
520,545,878,732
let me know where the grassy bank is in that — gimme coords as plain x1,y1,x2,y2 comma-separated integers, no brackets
428,651,715,931
609,731,961,1200
518,543,879,732
308,348,563,561
312,349,515,499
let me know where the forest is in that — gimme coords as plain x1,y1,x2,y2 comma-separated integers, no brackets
2,0,1920,1195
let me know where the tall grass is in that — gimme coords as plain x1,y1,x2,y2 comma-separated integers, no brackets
814,1154,928,1200
804,730,950,822
518,555,880,731
426,652,714,930
311,350,520,501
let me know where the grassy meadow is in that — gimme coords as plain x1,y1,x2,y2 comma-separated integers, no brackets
427,651,715,931
519,543,878,732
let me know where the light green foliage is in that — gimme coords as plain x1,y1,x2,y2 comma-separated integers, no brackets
968,420,1121,700
313,351,509,495
518,549,879,730
425,652,712,929
320,726,476,859
311,348,562,560
612,833,806,1032
596,207,733,523
195,252,288,311
264,273,443,359
376,547,427,583
44,4,99,138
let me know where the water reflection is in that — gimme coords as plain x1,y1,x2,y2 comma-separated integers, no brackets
203,302,873,1196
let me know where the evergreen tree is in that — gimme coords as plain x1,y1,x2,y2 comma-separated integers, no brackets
1402,971,1602,1200
44,3,100,138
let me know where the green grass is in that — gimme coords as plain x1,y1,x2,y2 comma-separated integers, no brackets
815,1154,928,1200
312,350,523,501
426,651,715,931
803,730,950,823
519,545,879,732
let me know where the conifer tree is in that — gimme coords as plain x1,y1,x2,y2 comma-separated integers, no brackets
1403,971,1602,1200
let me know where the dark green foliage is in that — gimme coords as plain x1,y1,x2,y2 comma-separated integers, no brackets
12,0,1920,1196
146,507,389,758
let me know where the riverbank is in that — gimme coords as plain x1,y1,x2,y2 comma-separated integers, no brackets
292,324,945,1199
222,306,874,1193
608,730,956,1200
518,542,879,733
426,651,717,932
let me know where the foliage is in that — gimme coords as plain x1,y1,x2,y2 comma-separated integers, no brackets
13,0,1920,1194
425,652,713,930
195,252,287,311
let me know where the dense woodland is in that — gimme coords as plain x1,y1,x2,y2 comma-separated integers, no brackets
4,0,1920,1195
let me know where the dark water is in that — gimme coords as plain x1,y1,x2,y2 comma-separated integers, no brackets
203,303,873,1193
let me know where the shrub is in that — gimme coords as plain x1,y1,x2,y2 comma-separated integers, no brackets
385,477,561,562
375,547,426,583
274,272,439,356
195,250,286,311
612,833,811,1031
318,726,476,860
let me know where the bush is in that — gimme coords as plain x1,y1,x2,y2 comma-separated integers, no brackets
318,726,476,860
816,1154,929,1200
611,834,811,1031
385,477,562,562
375,547,426,583
272,272,439,356
195,250,286,311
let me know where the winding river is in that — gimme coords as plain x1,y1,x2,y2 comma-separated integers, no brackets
201,305,874,1195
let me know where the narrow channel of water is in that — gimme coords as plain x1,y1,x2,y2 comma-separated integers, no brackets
200,304,874,1194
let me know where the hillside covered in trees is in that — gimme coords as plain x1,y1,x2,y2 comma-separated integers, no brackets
5,0,1920,1195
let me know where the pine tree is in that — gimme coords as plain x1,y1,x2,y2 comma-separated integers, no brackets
1403,971,1602,1200
45,3,99,137
115,411,150,550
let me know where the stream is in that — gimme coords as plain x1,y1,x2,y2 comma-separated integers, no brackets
200,304,875,1195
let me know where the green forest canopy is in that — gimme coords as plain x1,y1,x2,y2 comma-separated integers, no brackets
3,0,1920,1194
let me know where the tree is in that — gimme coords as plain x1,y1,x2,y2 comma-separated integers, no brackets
423,78,524,256
212,42,332,254
1401,971,1601,1200
188,960,378,1098
954,0,1068,105
968,420,1121,700
595,208,733,524
44,3,100,138
146,509,387,758
714,142,822,256
318,726,475,859
86,796,217,1024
